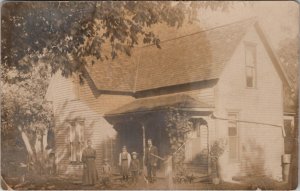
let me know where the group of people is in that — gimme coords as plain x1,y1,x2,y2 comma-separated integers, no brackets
81,139,159,186
118,139,158,184
118,146,139,184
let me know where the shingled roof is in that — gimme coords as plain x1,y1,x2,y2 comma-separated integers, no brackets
135,18,255,91
85,51,137,92
86,18,290,93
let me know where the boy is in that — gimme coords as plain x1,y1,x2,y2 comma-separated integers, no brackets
130,152,140,185
101,158,111,187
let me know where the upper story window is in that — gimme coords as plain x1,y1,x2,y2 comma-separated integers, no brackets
245,43,257,88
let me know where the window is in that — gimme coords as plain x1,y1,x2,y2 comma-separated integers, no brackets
245,43,257,88
228,113,239,161
69,120,84,163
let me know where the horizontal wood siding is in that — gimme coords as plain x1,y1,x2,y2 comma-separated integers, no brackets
200,126,208,150
215,26,284,181
239,125,283,178
187,88,215,106
47,72,134,177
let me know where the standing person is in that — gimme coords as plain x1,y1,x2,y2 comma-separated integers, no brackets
119,146,131,182
145,139,158,183
82,140,98,186
130,152,140,185
101,158,112,187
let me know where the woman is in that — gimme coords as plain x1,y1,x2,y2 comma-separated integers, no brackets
82,140,98,186
119,146,131,181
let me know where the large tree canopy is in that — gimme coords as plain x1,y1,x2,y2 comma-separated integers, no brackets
2,2,186,77
1,1,234,80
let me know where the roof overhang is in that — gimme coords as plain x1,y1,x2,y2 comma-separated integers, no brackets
104,94,214,124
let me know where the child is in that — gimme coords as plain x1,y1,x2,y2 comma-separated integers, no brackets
130,152,140,185
47,152,56,175
101,158,112,187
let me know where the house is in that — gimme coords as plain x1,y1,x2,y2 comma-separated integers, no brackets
45,18,292,181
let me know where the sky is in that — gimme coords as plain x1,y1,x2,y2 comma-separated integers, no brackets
154,1,299,50
198,1,299,49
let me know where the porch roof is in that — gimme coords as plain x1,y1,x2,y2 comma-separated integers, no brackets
105,94,214,117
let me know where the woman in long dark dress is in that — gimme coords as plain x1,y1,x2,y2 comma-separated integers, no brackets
82,140,98,185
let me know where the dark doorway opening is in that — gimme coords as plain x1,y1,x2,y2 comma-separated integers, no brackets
114,121,144,165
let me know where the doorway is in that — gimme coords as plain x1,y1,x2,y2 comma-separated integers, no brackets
114,121,144,165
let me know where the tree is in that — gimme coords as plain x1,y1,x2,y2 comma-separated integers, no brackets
2,2,184,78
277,37,298,111
1,57,53,175
1,1,235,80
277,37,299,189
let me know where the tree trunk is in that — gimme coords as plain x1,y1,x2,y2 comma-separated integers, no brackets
18,126,49,174
18,126,34,157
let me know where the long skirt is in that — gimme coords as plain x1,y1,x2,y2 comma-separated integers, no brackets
121,160,129,176
82,158,98,185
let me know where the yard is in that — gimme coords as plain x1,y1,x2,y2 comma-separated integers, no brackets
2,173,289,190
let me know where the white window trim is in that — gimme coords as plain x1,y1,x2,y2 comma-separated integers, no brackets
244,42,257,89
67,119,85,164
227,111,240,162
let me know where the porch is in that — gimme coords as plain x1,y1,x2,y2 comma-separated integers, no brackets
104,93,215,177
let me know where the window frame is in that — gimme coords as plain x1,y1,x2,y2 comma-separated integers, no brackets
244,42,257,89
227,112,240,162
67,119,85,164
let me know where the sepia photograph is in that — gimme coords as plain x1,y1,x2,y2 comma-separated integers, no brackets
1,1,299,190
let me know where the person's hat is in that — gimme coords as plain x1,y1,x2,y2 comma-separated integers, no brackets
122,146,127,149
132,152,137,156
103,158,109,162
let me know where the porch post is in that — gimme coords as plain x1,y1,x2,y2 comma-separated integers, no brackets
207,123,211,176
206,115,213,176
142,124,146,168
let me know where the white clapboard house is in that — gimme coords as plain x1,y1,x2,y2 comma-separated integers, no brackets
45,18,293,181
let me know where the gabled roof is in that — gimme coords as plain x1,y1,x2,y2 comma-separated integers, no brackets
135,18,256,91
86,18,291,93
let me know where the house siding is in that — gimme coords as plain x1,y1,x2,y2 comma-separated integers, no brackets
46,72,134,176
186,88,215,106
214,26,284,181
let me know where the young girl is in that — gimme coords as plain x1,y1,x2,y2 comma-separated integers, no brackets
119,146,131,181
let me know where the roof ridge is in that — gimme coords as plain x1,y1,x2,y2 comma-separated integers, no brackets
140,17,257,49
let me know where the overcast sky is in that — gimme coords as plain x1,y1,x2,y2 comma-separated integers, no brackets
198,1,299,48
154,1,299,50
